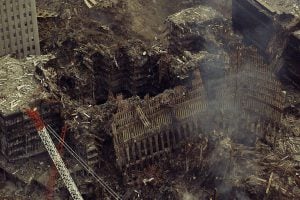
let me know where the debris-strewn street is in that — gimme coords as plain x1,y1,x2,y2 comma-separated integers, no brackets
0,0,300,199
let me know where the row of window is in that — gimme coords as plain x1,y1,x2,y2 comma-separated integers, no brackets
0,12,33,22
0,20,34,31
0,0,39,58
1,1,32,11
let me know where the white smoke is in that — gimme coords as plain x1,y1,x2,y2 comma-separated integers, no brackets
182,192,198,200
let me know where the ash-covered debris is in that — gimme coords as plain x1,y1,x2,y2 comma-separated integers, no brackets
232,0,300,88
65,102,118,169
256,0,300,17
92,0,120,9
166,5,237,54
0,55,55,113
158,51,207,82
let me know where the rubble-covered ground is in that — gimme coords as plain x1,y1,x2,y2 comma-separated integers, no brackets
1,0,300,199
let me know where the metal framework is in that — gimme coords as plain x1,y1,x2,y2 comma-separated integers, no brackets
229,45,285,122
84,0,97,8
46,124,68,200
26,109,83,200
112,70,208,171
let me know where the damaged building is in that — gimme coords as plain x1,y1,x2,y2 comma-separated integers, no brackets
232,0,300,86
112,70,206,174
229,45,286,122
91,41,160,102
0,0,40,58
0,56,61,161
283,30,300,87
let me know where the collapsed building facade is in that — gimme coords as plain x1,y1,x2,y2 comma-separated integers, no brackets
110,42,286,179
104,5,289,189
0,56,62,162
232,0,300,86
92,41,160,102
112,70,207,173
228,45,285,122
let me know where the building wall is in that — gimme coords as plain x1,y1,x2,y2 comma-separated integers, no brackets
0,102,61,161
94,58,157,102
112,70,207,170
283,31,300,87
112,50,285,171
0,0,40,58
232,0,278,55
229,44,285,122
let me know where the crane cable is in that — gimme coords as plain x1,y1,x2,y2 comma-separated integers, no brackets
46,125,122,200
46,125,121,200
46,124,68,200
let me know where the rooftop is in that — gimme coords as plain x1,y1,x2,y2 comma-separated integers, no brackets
256,0,300,17
167,5,222,25
0,56,50,115
0,154,50,186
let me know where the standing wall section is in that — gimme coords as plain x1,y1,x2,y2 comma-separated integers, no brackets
112,70,207,171
0,102,62,161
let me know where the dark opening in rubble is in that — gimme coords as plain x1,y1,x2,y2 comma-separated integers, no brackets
59,76,76,92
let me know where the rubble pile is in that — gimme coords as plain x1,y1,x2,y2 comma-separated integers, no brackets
257,0,300,17
167,5,234,54
232,0,300,87
205,134,300,199
0,56,52,113
93,0,120,9
33,1,300,199
66,103,118,169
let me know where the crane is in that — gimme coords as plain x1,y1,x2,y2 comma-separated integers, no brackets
46,124,68,200
26,109,84,200
26,108,122,200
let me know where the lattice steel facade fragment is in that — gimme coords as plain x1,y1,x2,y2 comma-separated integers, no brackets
230,45,285,122
0,0,40,58
112,70,208,171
